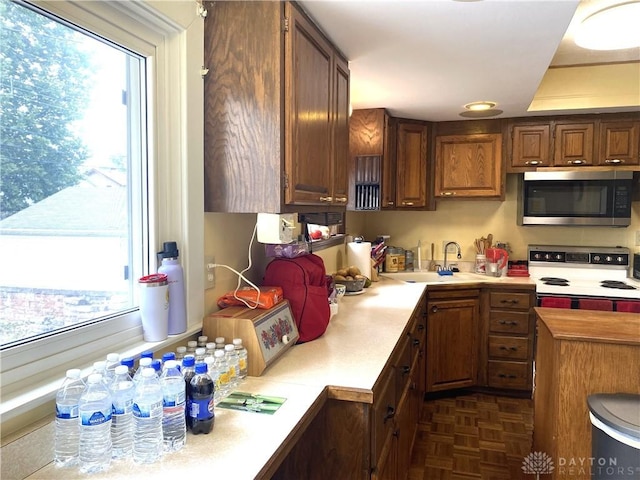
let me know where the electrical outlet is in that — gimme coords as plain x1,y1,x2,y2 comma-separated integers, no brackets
636,230,640,246
442,240,458,254
205,256,215,289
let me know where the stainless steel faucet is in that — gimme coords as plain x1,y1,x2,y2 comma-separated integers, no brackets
443,241,462,270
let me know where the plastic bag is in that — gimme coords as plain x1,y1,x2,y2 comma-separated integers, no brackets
217,286,284,310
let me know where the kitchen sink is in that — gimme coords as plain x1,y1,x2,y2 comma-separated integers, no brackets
382,271,499,284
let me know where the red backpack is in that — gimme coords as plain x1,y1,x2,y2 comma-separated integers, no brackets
263,254,330,343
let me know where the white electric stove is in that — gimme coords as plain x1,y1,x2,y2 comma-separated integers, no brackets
528,245,640,309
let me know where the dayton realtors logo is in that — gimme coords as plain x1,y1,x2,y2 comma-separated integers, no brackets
522,451,555,479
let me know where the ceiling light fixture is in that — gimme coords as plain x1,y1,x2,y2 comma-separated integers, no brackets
464,101,497,111
574,2,640,51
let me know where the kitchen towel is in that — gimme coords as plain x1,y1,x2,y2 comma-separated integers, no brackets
540,297,572,309
347,241,372,279
578,298,613,311
616,301,640,313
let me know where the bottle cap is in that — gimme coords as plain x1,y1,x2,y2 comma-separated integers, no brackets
141,350,154,359
214,350,225,358
106,353,120,362
215,337,225,344
66,368,82,379
141,367,155,378
233,338,243,346
139,357,152,367
195,348,206,356
176,346,187,353
114,365,128,375
187,341,197,348
163,360,178,370
159,241,179,258
183,355,195,367
195,363,208,374
162,352,176,362
224,344,234,352
121,357,135,368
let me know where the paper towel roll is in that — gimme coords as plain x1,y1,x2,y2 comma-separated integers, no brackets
347,241,372,279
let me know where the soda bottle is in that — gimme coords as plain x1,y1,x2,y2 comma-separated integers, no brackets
188,363,214,434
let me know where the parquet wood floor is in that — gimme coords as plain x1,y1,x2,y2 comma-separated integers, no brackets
408,393,534,480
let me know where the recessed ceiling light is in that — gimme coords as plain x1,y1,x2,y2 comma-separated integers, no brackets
575,2,640,51
459,109,504,118
464,101,497,111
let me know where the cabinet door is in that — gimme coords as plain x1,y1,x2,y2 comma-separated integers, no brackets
426,298,479,392
381,115,397,209
396,121,428,208
599,120,640,166
553,122,595,166
332,55,350,205
434,134,502,198
285,5,333,205
511,124,550,169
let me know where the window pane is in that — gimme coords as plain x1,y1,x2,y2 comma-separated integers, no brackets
0,1,146,347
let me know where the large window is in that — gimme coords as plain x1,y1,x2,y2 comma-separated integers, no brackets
0,0,204,435
0,0,147,348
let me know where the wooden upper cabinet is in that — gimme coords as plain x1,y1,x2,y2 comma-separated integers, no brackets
599,120,640,166
331,55,350,205
203,1,349,213
510,124,551,170
396,121,428,208
434,133,503,198
285,5,332,205
553,122,596,166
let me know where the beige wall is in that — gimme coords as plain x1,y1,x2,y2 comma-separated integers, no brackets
203,175,639,314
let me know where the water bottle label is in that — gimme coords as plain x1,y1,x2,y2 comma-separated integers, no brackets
56,404,79,419
132,400,163,418
80,409,111,426
239,358,247,370
163,390,186,407
112,398,133,415
219,372,229,385
188,398,214,420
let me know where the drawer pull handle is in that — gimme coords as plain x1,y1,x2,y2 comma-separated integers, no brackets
499,320,518,326
417,323,425,331
319,196,333,202
384,405,395,422
605,159,624,164
402,201,414,206
499,346,519,351
500,299,519,304
524,160,542,166
413,338,420,347
498,374,517,379
567,159,586,165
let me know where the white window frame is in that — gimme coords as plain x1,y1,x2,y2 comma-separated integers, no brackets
0,0,204,434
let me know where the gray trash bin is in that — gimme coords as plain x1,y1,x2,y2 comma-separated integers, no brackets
587,393,640,480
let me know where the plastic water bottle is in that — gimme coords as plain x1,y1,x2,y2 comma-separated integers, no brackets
78,373,112,474
121,357,136,378
151,359,162,377
104,352,120,384
205,342,216,358
133,357,152,383
54,369,85,467
224,344,239,389
162,351,176,363
175,346,187,364
109,365,134,460
141,350,154,360
186,340,197,355
188,363,214,434
195,347,206,363
160,360,186,452
233,338,248,380
211,349,230,403
181,355,196,429
215,337,225,350
132,368,163,464
157,241,187,335
198,335,208,348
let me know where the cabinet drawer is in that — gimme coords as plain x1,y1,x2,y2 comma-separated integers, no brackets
487,361,530,390
372,368,396,463
488,335,529,360
490,292,531,310
489,311,530,334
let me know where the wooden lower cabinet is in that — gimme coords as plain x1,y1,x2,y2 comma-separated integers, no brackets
479,287,535,392
272,294,426,480
426,288,479,392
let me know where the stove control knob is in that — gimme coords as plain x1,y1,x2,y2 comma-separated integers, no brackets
616,256,624,264
554,254,563,261
544,253,551,260
534,253,543,260
605,256,613,263
593,255,601,263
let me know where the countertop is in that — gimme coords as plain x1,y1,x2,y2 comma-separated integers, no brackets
535,307,640,345
23,273,539,479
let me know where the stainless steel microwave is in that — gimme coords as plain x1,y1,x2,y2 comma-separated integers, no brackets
518,170,634,227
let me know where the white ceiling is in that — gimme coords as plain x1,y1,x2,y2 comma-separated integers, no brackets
299,0,640,122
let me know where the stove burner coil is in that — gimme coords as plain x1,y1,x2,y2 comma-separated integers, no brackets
540,277,570,286
600,280,637,290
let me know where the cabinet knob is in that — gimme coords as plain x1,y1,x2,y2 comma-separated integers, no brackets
417,323,425,331
567,160,585,165
402,201,414,206
441,192,456,196
524,160,542,166
387,201,395,206
605,159,624,165
413,338,420,347
319,196,333,202
431,306,438,313
384,405,395,422
402,365,410,375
